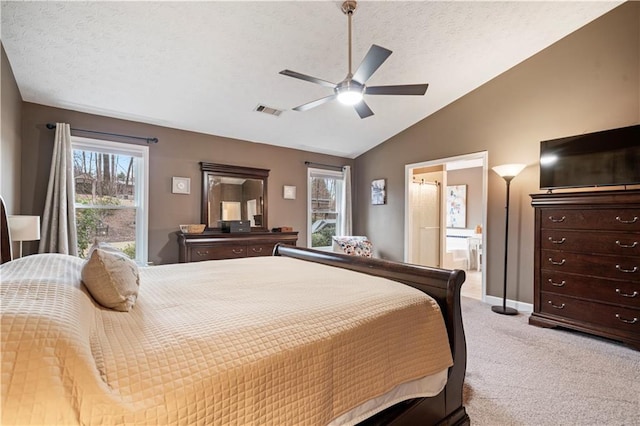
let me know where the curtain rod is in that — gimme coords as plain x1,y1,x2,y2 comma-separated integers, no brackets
46,123,158,144
304,161,344,170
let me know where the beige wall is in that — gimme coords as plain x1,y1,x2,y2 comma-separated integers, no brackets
354,3,640,304
1,44,22,215
20,103,353,264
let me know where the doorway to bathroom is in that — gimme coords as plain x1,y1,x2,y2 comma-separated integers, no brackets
404,152,488,301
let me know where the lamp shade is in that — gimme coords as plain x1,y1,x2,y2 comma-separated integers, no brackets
492,164,526,180
8,215,41,242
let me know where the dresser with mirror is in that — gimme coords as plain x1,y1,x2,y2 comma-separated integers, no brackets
178,162,297,262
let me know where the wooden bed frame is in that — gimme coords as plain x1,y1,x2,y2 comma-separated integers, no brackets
273,244,470,426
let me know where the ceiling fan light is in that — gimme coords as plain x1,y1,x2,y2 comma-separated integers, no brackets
337,89,363,105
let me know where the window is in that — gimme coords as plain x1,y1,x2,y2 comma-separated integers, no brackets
71,137,149,264
308,168,345,249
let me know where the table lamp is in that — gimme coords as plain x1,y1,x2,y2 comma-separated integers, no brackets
8,215,41,258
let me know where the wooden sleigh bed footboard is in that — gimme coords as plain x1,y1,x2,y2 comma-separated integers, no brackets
273,244,470,426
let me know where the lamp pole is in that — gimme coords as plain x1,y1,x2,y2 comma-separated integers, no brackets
492,175,518,315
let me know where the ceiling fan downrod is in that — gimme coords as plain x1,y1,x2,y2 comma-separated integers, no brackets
342,1,357,77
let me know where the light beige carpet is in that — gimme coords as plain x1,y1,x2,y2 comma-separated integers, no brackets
461,297,640,425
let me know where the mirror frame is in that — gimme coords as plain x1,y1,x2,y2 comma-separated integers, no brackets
201,162,269,232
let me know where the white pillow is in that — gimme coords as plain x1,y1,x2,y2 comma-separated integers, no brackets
81,246,140,312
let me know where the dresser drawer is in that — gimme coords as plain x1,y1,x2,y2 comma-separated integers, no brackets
541,271,640,308
189,245,246,261
542,250,640,280
246,243,274,257
541,208,640,231
541,292,639,334
541,230,640,256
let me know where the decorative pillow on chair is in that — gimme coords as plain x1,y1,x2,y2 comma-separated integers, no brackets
332,236,373,258
81,242,140,312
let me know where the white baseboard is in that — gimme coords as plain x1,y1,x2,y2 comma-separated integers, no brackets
482,295,533,314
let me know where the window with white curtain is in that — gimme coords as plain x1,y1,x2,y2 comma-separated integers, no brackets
71,137,149,264
307,168,345,249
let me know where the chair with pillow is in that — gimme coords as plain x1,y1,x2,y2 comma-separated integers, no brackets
332,236,373,258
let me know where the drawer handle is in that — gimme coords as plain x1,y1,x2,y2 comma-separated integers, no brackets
615,265,638,273
251,247,263,253
195,250,210,256
548,279,566,287
615,314,638,325
548,215,566,223
615,240,638,248
616,289,639,298
548,301,565,309
548,258,566,266
232,248,244,254
548,237,566,244
616,216,638,224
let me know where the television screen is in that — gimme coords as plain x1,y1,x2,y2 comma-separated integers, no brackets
539,125,640,190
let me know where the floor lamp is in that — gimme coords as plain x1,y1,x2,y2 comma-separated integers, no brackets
491,164,526,315
7,215,41,258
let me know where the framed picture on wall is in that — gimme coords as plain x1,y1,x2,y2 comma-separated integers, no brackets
446,184,467,228
371,178,386,205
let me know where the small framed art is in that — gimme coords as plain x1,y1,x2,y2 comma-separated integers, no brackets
283,185,297,200
172,177,191,194
371,178,386,205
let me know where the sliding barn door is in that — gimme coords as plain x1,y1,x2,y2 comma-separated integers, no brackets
409,181,441,268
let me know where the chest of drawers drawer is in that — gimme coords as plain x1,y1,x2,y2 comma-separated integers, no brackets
540,292,639,335
541,271,640,308
190,245,247,261
542,250,640,280
541,230,640,256
247,243,275,257
541,208,640,231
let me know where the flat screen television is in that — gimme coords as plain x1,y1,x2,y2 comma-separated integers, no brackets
539,124,640,190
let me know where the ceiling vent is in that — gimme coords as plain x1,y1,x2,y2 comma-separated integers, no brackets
255,104,282,117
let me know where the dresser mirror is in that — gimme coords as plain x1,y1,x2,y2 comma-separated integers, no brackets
201,162,269,232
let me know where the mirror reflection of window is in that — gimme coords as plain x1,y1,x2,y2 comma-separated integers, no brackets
247,199,257,226
221,201,241,220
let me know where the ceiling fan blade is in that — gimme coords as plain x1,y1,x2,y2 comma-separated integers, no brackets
354,100,374,119
279,70,336,89
292,94,338,112
352,44,392,84
366,84,429,96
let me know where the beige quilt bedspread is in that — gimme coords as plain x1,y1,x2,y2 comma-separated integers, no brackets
1,253,452,425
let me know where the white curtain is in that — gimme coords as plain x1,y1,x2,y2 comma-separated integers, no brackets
338,165,352,236
39,123,78,255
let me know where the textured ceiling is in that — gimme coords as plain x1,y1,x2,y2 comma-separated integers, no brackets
1,1,621,158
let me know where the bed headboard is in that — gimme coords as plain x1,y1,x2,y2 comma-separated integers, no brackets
1,196,12,264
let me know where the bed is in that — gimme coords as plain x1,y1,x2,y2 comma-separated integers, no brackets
1,229,469,425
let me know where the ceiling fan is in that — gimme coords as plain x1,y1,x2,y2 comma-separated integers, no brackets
280,0,428,119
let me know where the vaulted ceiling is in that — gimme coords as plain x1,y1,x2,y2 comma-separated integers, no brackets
1,1,622,158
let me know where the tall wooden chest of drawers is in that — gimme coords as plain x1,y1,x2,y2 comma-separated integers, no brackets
530,190,640,350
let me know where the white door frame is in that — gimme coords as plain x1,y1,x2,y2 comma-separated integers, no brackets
404,151,488,301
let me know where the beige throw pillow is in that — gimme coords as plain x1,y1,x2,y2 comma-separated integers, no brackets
81,247,140,312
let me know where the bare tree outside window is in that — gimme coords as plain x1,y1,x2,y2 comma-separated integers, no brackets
73,149,137,258
310,176,340,248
